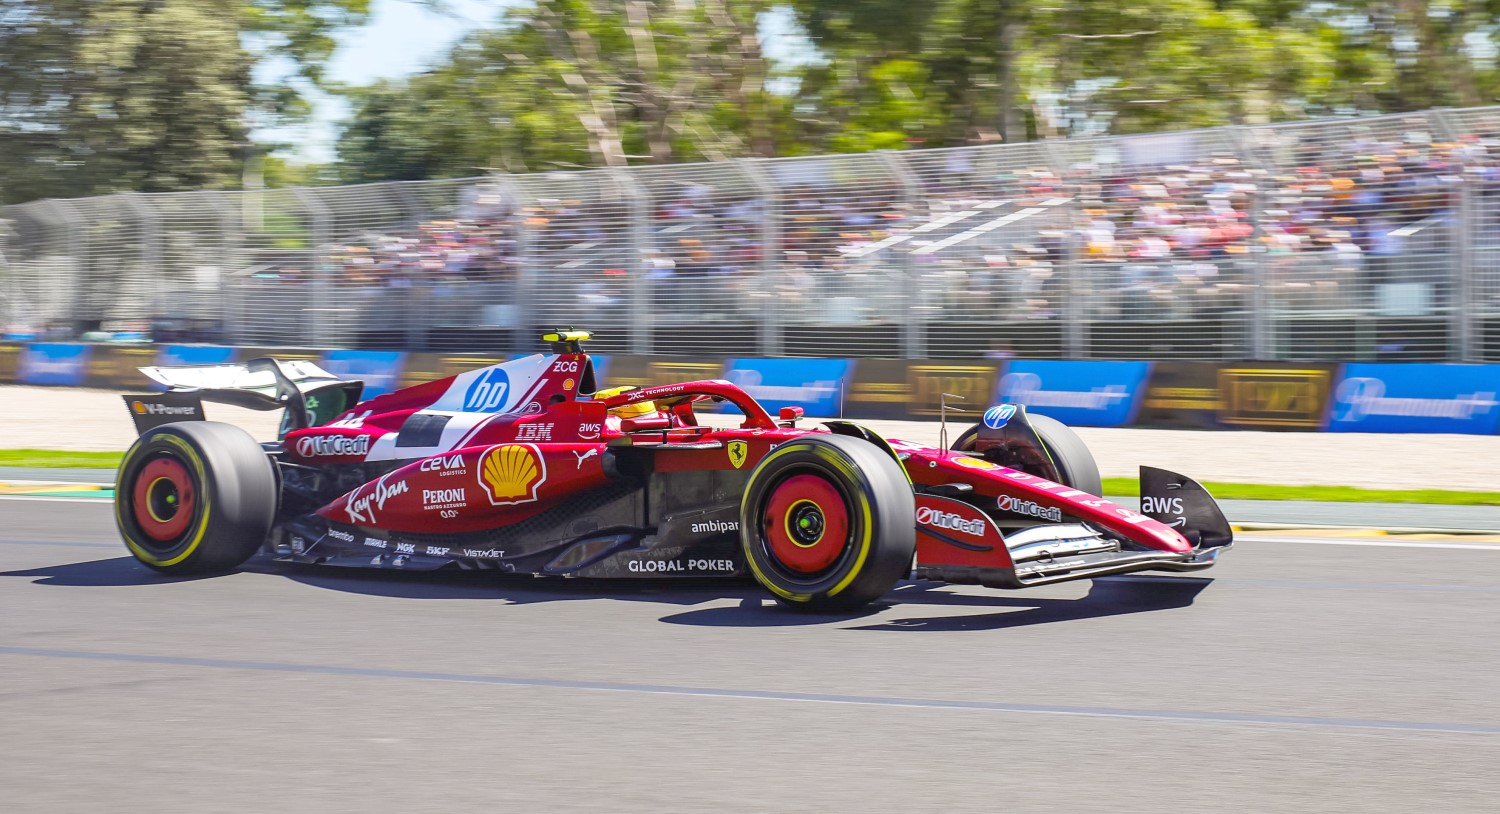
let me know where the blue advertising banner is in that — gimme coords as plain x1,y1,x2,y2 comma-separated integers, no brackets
157,345,236,368
723,358,855,416
996,360,1153,427
18,343,92,386
1328,364,1500,435
320,350,407,399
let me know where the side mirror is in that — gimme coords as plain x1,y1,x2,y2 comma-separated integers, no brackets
779,406,804,423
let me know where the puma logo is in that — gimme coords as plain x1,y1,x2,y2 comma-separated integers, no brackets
574,449,599,468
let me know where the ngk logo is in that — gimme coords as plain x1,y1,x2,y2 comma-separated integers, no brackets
915,506,987,537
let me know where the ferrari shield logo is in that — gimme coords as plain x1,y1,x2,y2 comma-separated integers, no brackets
727,440,749,469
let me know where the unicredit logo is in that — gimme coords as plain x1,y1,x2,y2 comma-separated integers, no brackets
998,495,1063,522
296,435,371,458
916,506,986,537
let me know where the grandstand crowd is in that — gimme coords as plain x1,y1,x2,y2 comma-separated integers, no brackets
309,118,1497,331
9,115,1500,342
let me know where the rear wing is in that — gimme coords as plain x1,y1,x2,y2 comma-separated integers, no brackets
126,357,364,436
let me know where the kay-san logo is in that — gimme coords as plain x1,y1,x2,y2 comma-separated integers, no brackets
463,368,511,412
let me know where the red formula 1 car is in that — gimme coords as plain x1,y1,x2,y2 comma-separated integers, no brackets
115,331,1233,611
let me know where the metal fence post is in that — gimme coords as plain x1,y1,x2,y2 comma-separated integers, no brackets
201,191,240,344
879,150,924,359
492,173,530,354
608,168,651,354
0,211,12,328
1456,174,1477,361
43,199,85,331
291,187,331,347
1247,185,1273,360
737,157,780,356
1040,141,1087,358
120,193,161,327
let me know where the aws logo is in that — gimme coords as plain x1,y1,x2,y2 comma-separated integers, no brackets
478,444,547,506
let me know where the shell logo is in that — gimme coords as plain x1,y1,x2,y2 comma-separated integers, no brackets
478,444,547,506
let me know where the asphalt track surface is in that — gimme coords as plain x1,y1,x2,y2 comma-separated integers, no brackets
4,499,1499,813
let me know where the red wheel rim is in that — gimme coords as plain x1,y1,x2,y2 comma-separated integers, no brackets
763,474,850,574
132,457,195,542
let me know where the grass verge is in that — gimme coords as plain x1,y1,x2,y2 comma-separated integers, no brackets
1101,477,1500,506
1,451,1497,506
0,450,123,469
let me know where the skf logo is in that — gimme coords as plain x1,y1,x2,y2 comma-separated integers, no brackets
727,440,748,469
478,444,547,506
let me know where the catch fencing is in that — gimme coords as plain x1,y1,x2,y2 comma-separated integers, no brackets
5,107,1500,362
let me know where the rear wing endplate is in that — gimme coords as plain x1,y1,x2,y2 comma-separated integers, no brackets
131,357,364,435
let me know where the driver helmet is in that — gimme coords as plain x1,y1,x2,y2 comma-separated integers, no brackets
594,386,657,419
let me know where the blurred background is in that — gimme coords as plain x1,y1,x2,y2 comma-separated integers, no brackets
4,0,1500,361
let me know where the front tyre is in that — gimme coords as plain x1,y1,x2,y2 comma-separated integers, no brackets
740,434,915,612
115,422,277,575
953,413,1103,497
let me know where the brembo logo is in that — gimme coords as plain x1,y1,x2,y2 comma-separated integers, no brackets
1333,377,1498,423
915,506,986,537
297,435,371,458
998,495,1062,522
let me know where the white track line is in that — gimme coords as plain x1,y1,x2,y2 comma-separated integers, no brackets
3,494,1497,549
0,495,114,505
1245,535,1500,551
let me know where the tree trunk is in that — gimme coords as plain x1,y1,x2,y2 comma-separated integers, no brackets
997,4,1020,143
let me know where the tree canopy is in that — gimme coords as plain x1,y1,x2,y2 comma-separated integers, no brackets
0,0,367,204
8,0,1500,201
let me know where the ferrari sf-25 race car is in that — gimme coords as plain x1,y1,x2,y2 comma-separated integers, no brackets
115,331,1233,611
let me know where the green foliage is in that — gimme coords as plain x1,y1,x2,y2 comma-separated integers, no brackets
12,0,1500,202
0,0,371,204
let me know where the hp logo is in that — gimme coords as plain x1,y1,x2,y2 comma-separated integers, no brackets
463,368,511,412
983,404,1017,430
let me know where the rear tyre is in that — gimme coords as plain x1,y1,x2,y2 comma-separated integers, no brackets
115,422,277,575
740,434,915,612
953,414,1103,496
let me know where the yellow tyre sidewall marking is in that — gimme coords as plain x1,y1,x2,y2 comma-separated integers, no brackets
742,444,874,603
144,477,173,523
119,434,213,568
784,499,824,548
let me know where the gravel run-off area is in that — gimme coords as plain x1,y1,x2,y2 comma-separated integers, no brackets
3,385,1495,491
